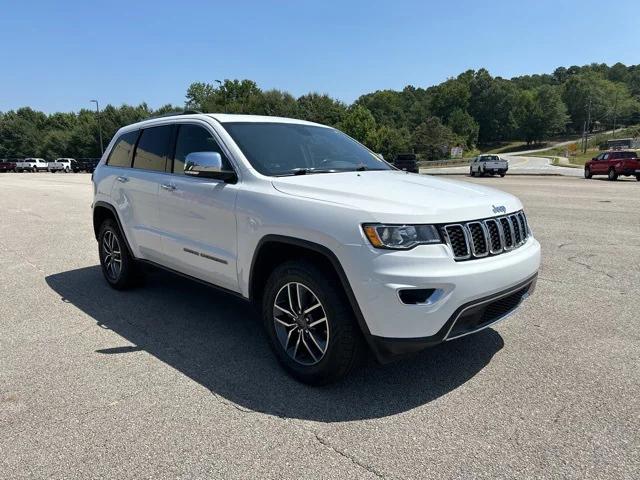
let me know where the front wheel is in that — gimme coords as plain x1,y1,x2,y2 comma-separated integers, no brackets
469,168,475,177
584,167,592,179
98,219,139,290
500,172,506,177
636,175,640,182
608,168,618,181
262,261,365,385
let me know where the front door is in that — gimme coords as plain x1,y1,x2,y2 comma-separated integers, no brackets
157,123,240,292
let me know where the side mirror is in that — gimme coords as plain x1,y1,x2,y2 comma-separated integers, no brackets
184,151,236,182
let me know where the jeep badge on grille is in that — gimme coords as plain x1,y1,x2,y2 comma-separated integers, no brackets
492,205,506,214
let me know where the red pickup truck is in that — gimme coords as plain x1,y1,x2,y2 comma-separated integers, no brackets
584,150,640,181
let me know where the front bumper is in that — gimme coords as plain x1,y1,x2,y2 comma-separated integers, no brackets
369,274,536,361
339,236,541,362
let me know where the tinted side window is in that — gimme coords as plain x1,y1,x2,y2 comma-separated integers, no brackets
173,124,230,175
133,125,172,172
107,131,138,167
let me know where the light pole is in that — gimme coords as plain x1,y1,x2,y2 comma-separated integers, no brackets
215,79,225,112
90,100,104,155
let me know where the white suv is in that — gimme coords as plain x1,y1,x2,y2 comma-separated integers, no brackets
91,113,540,384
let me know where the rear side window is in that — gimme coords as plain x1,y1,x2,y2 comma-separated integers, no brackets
173,124,230,175
133,125,172,172
107,131,139,167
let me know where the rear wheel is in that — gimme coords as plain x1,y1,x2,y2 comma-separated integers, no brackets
500,172,506,177
608,168,618,181
262,261,365,385
636,175,640,182
584,166,592,179
98,219,139,290
469,168,475,177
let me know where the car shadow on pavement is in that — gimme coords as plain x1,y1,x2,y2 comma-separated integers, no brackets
46,266,504,422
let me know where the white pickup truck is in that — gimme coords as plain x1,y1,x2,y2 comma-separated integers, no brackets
470,155,509,177
48,158,77,173
16,158,49,172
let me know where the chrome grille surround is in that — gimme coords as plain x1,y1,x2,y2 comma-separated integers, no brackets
441,211,530,261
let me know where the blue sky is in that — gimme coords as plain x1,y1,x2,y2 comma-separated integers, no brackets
1,0,639,113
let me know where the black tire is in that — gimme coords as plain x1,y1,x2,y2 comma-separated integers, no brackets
584,166,592,179
500,173,506,177
262,260,365,385
98,219,139,290
608,168,618,181
469,169,475,177
636,175,640,182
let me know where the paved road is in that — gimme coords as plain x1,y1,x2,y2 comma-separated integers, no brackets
421,155,583,177
1,173,639,479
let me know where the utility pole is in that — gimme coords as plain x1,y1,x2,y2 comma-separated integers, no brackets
583,98,592,154
612,91,618,136
90,100,104,155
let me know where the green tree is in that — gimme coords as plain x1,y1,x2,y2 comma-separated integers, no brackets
38,129,71,159
562,72,639,130
370,125,411,160
297,93,346,126
247,89,300,118
516,86,568,144
339,105,377,144
446,108,479,148
468,69,520,143
412,117,460,160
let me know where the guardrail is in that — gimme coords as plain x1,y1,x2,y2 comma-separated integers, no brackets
418,158,470,169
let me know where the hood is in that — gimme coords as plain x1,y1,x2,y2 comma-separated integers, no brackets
272,170,522,223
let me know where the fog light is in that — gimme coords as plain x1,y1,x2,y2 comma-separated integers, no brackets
398,289,436,305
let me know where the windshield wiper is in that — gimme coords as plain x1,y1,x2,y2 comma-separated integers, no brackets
354,165,368,171
288,167,339,175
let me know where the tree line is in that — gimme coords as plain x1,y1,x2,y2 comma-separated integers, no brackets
1,62,639,161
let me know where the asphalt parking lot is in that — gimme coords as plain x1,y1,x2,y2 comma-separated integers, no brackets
1,173,639,479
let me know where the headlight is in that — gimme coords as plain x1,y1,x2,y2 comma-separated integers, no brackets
362,224,442,250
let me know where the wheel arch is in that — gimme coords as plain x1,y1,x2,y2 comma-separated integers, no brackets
93,201,134,256
248,235,374,343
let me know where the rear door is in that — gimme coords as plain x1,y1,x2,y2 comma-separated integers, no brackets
605,152,618,173
157,122,240,291
110,125,173,262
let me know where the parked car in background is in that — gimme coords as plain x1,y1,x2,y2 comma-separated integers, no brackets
16,158,48,172
470,155,509,177
584,150,640,181
393,153,419,173
76,158,100,173
48,158,78,173
0,159,17,172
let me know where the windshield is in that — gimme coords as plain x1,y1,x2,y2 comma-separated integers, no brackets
222,122,392,176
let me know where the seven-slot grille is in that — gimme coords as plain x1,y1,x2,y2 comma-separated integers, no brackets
442,211,529,261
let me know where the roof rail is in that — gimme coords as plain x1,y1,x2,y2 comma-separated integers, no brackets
146,109,203,120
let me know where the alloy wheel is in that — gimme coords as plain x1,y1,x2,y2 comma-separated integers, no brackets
272,282,329,366
102,230,122,281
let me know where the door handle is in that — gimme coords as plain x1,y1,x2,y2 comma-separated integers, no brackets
160,183,176,192
116,176,129,183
